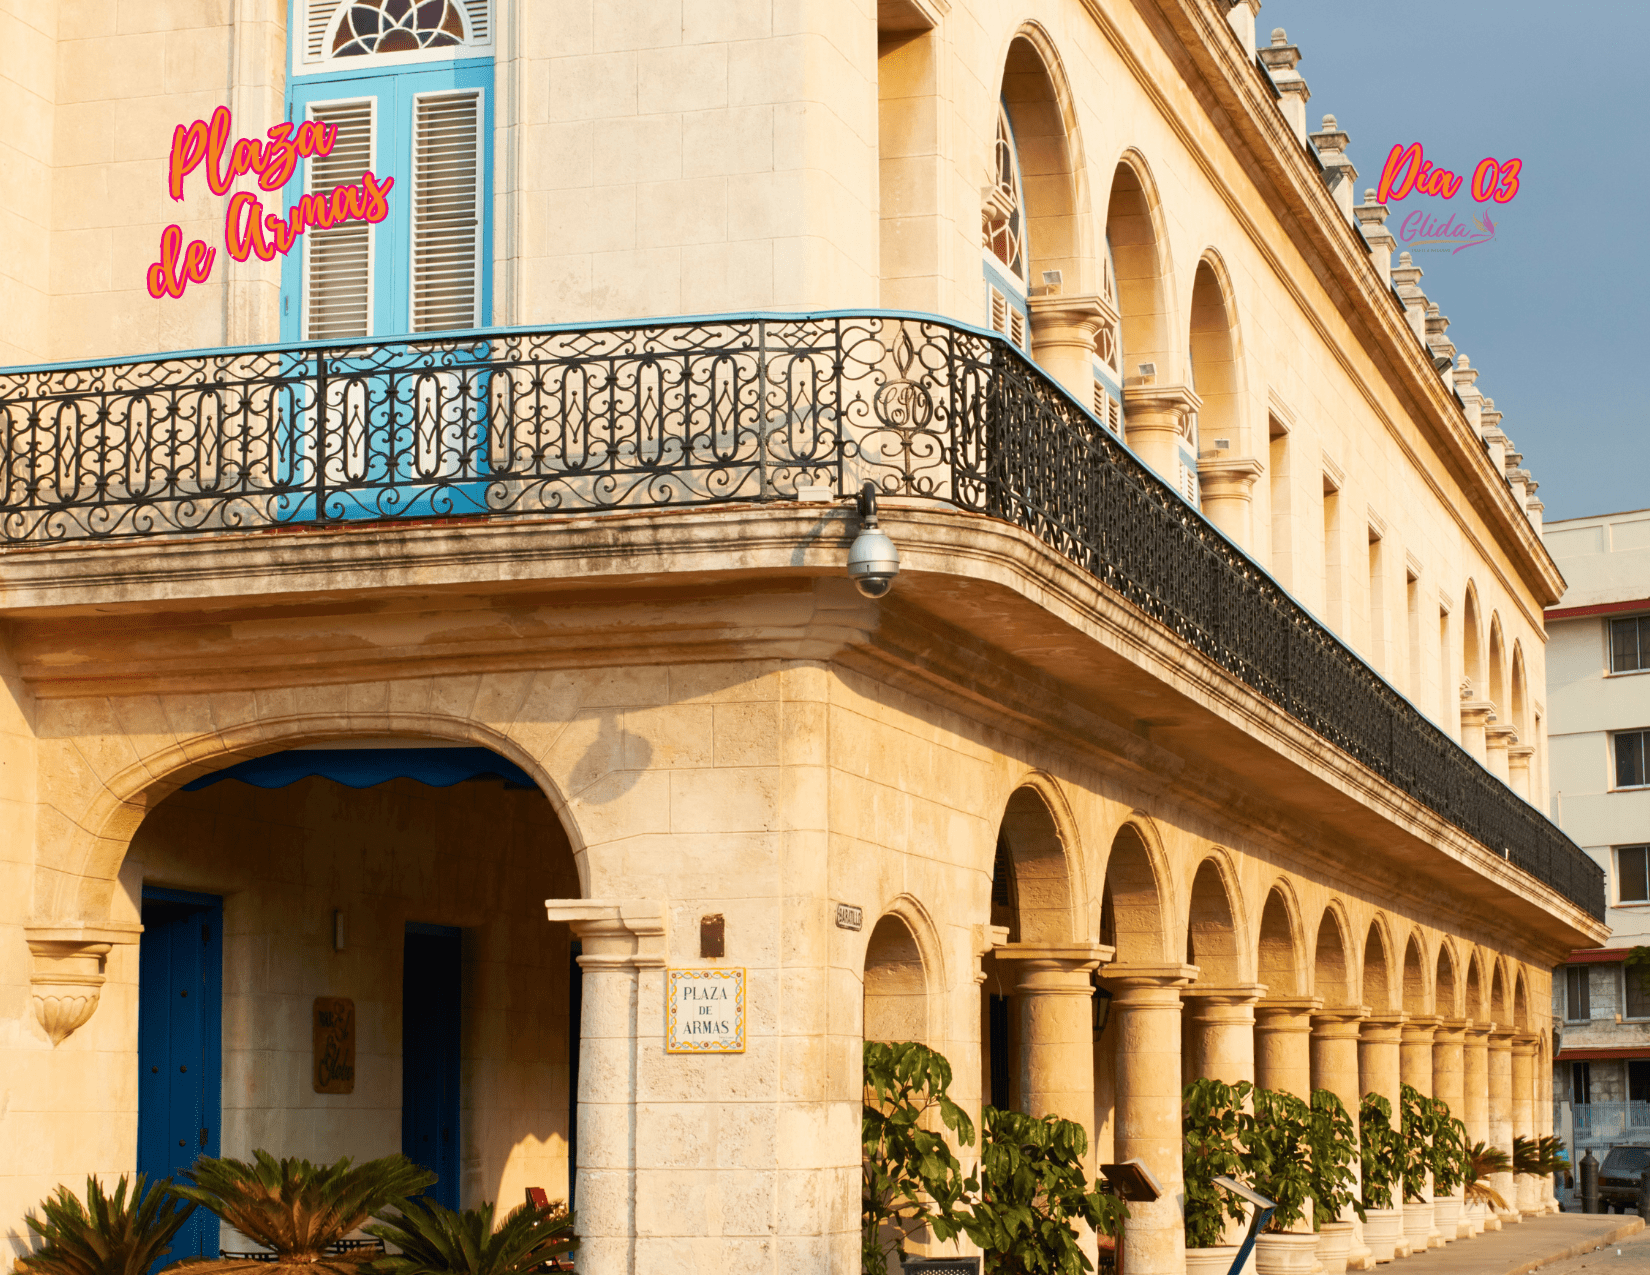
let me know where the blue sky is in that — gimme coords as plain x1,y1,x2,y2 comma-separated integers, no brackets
1261,0,1649,523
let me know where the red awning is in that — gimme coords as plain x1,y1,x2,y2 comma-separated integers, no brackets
1546,598,1650,621
1568,948,1635,964
1557,1046,1650,1061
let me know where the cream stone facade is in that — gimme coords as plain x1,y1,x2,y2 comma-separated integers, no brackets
0,2,1599,1274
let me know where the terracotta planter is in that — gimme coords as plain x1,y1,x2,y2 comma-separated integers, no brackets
1432,1195,1463,1242
1254,1231,1321,1275
1186,1247,1240,1275
1315,1220,1354,1274
1402,1200,1435,1252
1361,1207,1403,1263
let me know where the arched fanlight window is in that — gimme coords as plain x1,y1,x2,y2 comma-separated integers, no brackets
983,107,1028,281
981,106,1030,350
1091,237,1124,434
331,0,466,56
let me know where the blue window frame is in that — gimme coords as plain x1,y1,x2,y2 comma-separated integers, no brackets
281,59,492,341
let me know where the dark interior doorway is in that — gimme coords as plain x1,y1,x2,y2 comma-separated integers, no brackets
403,923,462,1208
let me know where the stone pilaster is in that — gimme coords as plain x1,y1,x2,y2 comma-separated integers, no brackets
1460,699,1495,764
1485,723,1517,784
1488,1028,1519,1224
1195,456,1265,550
1433,1021,1470,1238
996,944,1109,1156
1512,1034,1540,1215
1313,1007,1374,1269
1121,384,1201,488
1463,1022,1494,1233
1400,1017,1443,1247
1027,295,1107,406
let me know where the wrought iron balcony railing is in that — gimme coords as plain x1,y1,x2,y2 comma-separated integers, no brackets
0,312,1606,917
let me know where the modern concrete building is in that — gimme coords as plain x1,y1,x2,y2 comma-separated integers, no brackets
1544,508,1650,1184
0,2,1601,1273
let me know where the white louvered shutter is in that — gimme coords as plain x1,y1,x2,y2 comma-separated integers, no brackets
1008,307,1026,350
304,99,374,341
411,91,482,333
306,0,343,61
989,287,1007,336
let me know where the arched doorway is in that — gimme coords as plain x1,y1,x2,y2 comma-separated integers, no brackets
1186,257,1255,543
129,738,582,1256
1181,857,1247,1086
1254,886,1312,1099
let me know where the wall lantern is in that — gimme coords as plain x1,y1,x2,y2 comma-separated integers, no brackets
1092,971,1113,1039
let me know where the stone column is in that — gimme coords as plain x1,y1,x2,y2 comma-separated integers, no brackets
1460,701,1495,764
1106,964,1197,1275
1182,984,1264,1085
996,945,1107,1147
1256,997,1322,1099
1463,1023,1493,1233
1489,1028,1519,1224
1313,1007,1373,1270
1433,1021,1469,1239
1485,724,1517,785
1508,745,1536,801
1536,1035,1558,1213
1400,1017,1442,1248
1195,458,1264,551
1359,1014,1406,1249
544,899,667,1275
1121,385,1201,486
1027,296,1106,404
1512,1034,1539,1214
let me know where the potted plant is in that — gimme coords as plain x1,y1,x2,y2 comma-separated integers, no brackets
1464,1142,1511,1234
1427,1104,1470,1242
958,1106,1128,1275
1244,1088,1318,1275
1306,1090,1362,1275
369,1196,576,1275
168,1151,436,1274
861,1041,975,1273
1397,1084,1437,1253
19,1174,197,1275
1357,1094,1404,1262
1182,1078,1254,1272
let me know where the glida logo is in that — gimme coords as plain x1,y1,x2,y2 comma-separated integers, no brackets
1376,141,1519,255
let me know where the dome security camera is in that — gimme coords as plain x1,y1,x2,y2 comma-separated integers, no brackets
847,482,900,599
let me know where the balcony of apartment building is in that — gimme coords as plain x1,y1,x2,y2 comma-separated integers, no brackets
0,311,1604,929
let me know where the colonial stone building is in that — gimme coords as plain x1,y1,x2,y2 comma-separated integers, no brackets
0,1,1600,1273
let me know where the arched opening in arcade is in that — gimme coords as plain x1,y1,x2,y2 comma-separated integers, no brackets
125,738,581,1258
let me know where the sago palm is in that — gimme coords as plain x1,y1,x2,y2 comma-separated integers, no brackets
19,1174,196,1275
1464,1141,1511,1210
368,1198,577,1275
170,1152,435,1273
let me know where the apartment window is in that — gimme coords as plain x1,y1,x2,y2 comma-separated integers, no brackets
1322,476,1342,633
1613,616,1650,673
1367,528,1386,673
1573,1060,1592,1105
1268,418,1291,587
1620,845,1650,903
1617,731,1650,789
1632,1061,1650,1103
1629,964,1650,1021
982,106,1030,352
1565,965,1591,1022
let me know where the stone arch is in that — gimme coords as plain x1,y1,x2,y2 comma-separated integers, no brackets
1488,613,1508,719
1313,903,1352,1007
1465,949,1486,1021
1257,881,1304,997
994,778,1085,944
1490,959,1509,1025
994,25,1094,294
1510,641,1530,739
1362,916,1395,1013
863,900,943,1045
1462,582,1484,700
1436,939,1460,1019
1401,931,1429,1015
32,706,589,926
1104,150,1176,379
1102,818,1170,964
1186,852,1245,983
1187,251,1244,449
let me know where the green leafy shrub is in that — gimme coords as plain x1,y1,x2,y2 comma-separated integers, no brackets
958,1107,1126,1275
1358,1095,1401,1210
369,1198,575,1275
1398,1084,1440,1204
1247,1089,1315,1232
1306,1090,1363,1229
19,1175,196,1275
1182,1079,1253,1248
171,1152,435,1273
1428,1106,1471,1197
861,1041,975,1271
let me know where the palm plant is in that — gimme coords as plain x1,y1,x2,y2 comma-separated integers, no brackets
19,1175,196,1275
368,1198,576,1275
170,1152,436,1273
1536,1135,1573,1187
1464,1142,1510,1211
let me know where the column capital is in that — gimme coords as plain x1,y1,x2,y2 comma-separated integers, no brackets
1401,1014,1444,1041
1121,382,1201,416
1026,292,1111,334
1183,981,1268,1006
1310,1004,1370,1034
1360,1012,1407,1042
1256,996,1323,1033
1465,1020,1494,1039
1488,1026,1517,1049
1434,1018,1470,1043
1511,1033,1540,1056
1459,699,1497,726
1103,962,1198,1002
545,898,666,969
993,941,1113,971
1196,455,1265,497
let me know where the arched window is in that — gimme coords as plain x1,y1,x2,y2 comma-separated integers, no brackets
282,0,493,340
981,106,1029,351
1091,237,1124,434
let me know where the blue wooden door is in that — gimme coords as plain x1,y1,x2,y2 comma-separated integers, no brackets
403,924,461,1208
137,889,223,1261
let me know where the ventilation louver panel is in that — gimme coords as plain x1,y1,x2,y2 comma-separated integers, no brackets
411,91,482,333
305,99,374,341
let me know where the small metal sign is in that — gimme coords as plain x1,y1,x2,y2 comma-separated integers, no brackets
666,968,746,1053
835,903,864,931
312,997,355,1093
